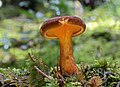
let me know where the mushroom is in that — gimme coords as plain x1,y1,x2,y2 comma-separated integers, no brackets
40,16,86,76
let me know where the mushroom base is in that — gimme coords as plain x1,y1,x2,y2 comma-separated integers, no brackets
60,55,78,76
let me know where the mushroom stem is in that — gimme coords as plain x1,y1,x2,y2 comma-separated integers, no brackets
59,32,78,75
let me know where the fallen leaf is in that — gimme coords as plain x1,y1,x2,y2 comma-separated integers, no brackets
87,76,102,87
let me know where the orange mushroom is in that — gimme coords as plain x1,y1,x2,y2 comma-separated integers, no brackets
40,16,86,76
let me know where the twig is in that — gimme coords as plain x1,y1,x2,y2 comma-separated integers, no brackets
28,52,36,62
34,66,52,80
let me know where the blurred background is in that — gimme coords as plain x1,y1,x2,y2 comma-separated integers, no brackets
0,0,120,69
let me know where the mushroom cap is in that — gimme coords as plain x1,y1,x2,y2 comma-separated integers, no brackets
40,16,86,39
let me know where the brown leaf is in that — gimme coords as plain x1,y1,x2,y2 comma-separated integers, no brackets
87,76,102,87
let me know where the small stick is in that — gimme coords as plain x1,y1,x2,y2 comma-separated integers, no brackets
34,66,52,80
28,52,36,62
